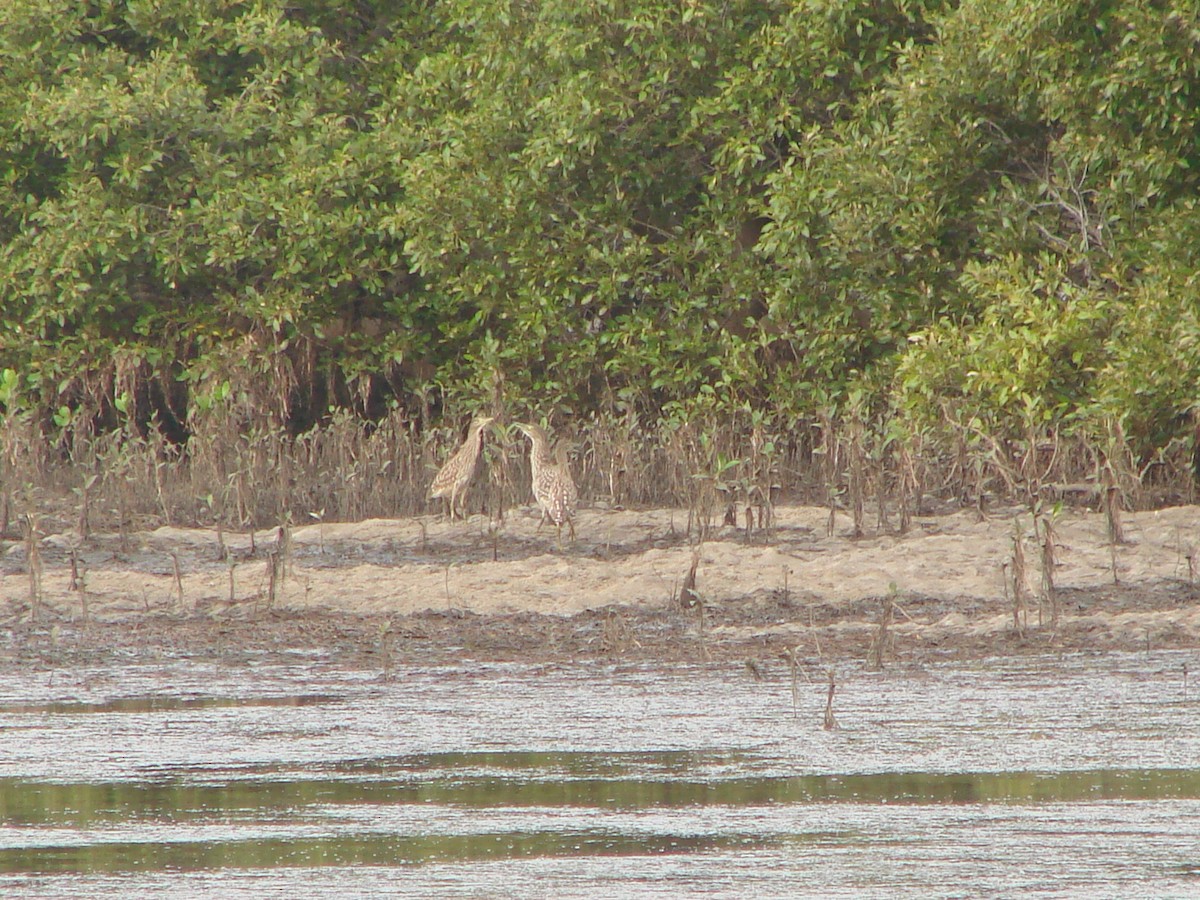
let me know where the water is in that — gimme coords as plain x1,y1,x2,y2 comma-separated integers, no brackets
1,651,1198,897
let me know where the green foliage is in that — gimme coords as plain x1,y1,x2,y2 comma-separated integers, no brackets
895,254,1112,433
1096,236,1200,447
0,0,1198,467
0,0,415,424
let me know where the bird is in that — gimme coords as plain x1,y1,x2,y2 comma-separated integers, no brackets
429,415,495,520
515,422,577,544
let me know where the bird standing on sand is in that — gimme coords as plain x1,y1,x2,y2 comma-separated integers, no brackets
429,415,495,520
515,422,577,544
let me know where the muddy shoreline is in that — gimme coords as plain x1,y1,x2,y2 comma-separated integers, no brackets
4,580,1199,674
4,501,1200,673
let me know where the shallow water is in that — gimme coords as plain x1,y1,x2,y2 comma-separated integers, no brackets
1,651,1198,897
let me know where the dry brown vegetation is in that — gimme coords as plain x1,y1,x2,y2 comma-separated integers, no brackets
3,404,1196,544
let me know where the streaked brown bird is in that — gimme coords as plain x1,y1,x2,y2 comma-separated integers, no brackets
515,422,577,544
429,415,495,520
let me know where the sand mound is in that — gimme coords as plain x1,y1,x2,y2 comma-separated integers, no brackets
4,502,1200,662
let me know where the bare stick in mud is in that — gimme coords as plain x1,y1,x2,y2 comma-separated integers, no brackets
265,550,282,610
1036,514,1058,626
849,416,865,539
870,593,895,670
76,473,98,541
1102,463,1126,545
78,568,89,625
276,522,292,579
784,646,802,719
1011,526,1029,631
22,514,43,620
379,621,395,681
823,669,838,731
170,551,184,609
679,552,700,609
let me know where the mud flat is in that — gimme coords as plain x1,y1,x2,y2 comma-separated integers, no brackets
3,502,1200,668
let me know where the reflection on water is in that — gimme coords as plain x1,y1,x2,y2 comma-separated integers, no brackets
0,831,766,875
6,759,1200,829
1,651,1199,897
